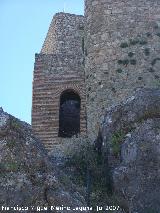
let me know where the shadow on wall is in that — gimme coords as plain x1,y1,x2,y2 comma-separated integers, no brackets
58,89,81,138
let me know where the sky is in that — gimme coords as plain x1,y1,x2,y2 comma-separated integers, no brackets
0,0,84,124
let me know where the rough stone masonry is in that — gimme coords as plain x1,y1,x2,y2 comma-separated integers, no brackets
32,0,160,149
32,13,87,150
85,0,160,139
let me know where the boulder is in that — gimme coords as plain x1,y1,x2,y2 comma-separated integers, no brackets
100,88,160,212
0,108,86,212
113,118,160,212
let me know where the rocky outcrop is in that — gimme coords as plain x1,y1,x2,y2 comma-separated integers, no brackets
100,88,160,212
113,119,160,213
0,108,85,212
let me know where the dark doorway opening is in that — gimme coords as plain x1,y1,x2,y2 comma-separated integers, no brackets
58,90,81,138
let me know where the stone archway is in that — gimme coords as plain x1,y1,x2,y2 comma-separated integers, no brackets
58,89,81,138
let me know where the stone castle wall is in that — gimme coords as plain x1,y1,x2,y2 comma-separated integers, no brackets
41,13,85,55
32,1,160,148
32,13,87,150
85,0,160,139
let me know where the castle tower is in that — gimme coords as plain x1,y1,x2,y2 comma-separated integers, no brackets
32,13,87,150
85,0,160,139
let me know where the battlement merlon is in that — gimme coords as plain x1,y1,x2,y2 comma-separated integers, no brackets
41,12,84,55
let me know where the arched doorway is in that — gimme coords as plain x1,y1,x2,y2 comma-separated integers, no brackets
58,90,81,138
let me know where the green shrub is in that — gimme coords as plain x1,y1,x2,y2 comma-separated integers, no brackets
65,137,98,176
146,207,159,213
151,79,160,87
79,25,84,31
11,119,21,130
117,59,123,65
65,136,113,207
139,39,148,45
6,162,18,171
0,162,19,172
130,59,137,65
6,140,16,149
110,130,125,156
144,48,150,56
128,52,134,57
146,32,152,37
129,38,139,45
138,76,143,80
120,42,129,48
122,59,129,66
111,88,116,93
116,69,123,73
117,59,129,66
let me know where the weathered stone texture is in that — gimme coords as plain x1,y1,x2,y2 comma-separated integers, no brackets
0,108,86,211
101,88,160,168
41,13,84,55
113,118,160,212
99,88,160,212
85,0,160,139
32,13,87,150
33,1,160,148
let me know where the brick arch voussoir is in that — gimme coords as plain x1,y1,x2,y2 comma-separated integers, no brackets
56,84,85,99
